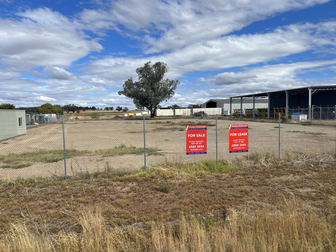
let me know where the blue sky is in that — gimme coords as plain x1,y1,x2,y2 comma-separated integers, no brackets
0,0,336,108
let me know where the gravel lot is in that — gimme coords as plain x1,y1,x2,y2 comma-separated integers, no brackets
0,118,335,178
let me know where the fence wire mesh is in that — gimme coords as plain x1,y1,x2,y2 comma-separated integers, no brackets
1,111,336,179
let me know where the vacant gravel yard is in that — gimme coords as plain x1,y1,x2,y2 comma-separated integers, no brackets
0,118,335,178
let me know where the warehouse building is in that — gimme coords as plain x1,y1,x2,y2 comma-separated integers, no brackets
0,110,27,141
202,98,268,116
229,85,336,120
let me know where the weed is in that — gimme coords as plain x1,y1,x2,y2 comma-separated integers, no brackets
0,145,160,169
89,113,100,120
158,182,172,193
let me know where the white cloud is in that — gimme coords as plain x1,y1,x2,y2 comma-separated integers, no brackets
0,8,102,70
78,0,330,52
85,21,336,86
0,2,335,108
214,60,336,87
39,96,56,102
201,60,336,99
44,66,75,80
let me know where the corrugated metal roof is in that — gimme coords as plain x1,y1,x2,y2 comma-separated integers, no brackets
204,98,268,104
230,84,336,98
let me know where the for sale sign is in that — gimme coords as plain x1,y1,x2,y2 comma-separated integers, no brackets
229,124,248,153
186,125,207,155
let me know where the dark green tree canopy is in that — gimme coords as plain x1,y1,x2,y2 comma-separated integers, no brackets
118,62,179,117
0,104,15,109
37,103,63,114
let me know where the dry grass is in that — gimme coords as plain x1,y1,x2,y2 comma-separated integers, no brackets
0,201,334,251
0,152,336,251
0,145,160,169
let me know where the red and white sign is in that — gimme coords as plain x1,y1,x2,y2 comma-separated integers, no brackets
186,125,207,155
229,124,248,153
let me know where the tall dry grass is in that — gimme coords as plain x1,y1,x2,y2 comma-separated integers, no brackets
0,202,334,252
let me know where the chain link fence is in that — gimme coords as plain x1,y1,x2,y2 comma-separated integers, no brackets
0,113,335,179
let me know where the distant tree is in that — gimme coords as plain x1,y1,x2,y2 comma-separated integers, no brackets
18,107,38,113
53,105,63,115
118,62,179,117
63,104,78,113
37,103,63,114
0,104,15,109
37,103,54,114
116,106,123,111
123,107,129,112
188,104,201,108
171,104,181,109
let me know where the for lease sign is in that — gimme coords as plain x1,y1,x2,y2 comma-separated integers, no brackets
229,124,248,153
186,125,207,155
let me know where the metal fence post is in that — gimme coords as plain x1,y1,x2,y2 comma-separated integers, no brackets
143,113,147,169
62,115,67,179
216,114,218,162
327,106,329,120
278,112,281,159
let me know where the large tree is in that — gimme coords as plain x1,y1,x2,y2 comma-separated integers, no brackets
37,103,63,114
0,104,15,109
118,62,179,117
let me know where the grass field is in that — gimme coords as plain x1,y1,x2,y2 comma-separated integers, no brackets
0,152,335,251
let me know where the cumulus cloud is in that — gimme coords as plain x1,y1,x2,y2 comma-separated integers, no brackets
197,59,336,100
0,8,102,70
85,21,336,87
214,60,336,87
1,1,335,107
78,0,330,52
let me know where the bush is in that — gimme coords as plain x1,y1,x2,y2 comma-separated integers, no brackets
158,182,171,193
90,113,100,120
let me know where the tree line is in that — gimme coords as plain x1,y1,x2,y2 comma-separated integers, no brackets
0,103,129,114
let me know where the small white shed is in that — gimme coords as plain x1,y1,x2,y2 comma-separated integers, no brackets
0,110,27,141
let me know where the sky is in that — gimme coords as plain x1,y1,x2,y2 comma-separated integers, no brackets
0,0,336,108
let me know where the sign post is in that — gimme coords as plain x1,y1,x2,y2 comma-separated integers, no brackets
186,125,207,155
229,124,248,153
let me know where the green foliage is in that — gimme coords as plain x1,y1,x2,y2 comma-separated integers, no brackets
158,182,172,193
37,103,63,114
0,145,160,169
170,104,181,109
118,62,179,117
63,104,80,113
0,104,15,109
63,104,98,113
90,113,100,120
53,104,63,115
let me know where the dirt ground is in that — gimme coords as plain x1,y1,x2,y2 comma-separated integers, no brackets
0,118,335,178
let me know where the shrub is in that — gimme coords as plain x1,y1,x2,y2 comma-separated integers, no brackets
158,182,172,193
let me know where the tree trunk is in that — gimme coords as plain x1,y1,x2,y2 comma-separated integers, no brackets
150,108,157,118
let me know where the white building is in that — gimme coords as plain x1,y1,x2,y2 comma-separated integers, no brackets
0,110,27,141
202,98,268,115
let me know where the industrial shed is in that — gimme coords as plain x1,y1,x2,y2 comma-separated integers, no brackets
202,98,268,115
229,85,336,120
0,110,27,141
